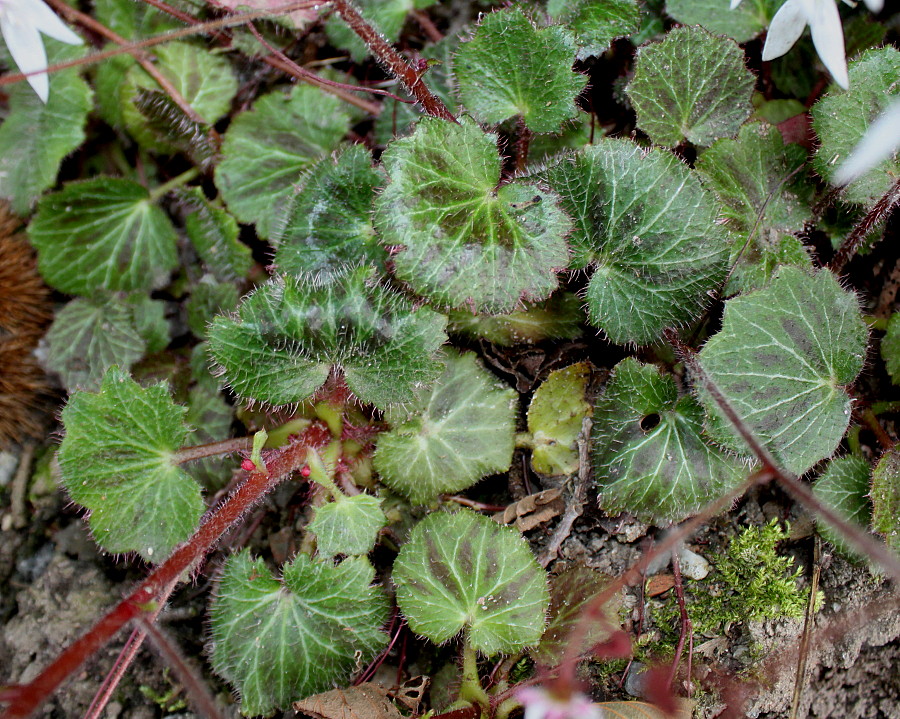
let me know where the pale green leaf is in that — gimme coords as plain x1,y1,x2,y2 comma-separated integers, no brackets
126,293,170,354
447,293,583,347
871,447,900,553
698,267,868,475
454,7,588,132
214,85,352,238
540,139,729,345
812,455,872,558
0,41,92,215
393,509,549,654
208,267,448,409
210,551,389,715
626,26,755,147
812,47,900,206
547,0,641,59
527,363,592,477
309,494,386,558
58,367,202,562
375,117,571,313
374,351,517,505
665,0,783,43
592,358,746,524
28,177,179,294
180,187,252,283
274,144,386,279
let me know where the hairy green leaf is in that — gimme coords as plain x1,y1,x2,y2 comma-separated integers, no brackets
393,509,549,654
812,47,900,205
447,293,583,346
541,139,729,344
58,367,202,562
626,26,754,147
214,85,351,238
527,363,592,477
592,358,746,524
185,280,240,339
871,447,900,553
208,267,448,409
28,177,179,294
274,145,387,279
698,267,867,474
812,455,872,558
309,494,386,558
547,0,641,59
724,232,814,297
375,117,571,313
374,351,517,504
665,0,782,43
210,551,389,715
180,187,252,283
0,42,92,216
881,312,900,386
454,7,587,132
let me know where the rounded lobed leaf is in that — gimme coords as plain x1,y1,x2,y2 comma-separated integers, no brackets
375,117,571,313
374,351,517,505
28,177,179,295
209,551,389,716
665,0,783,43
274,144,387,280
547,0,641,59
812,455,873,558
871,447,900,554
214,85,351,238
812,47,900,206
697,267,868,475
309,494,387,558
540,139,729,345
208,267,448,409
393,509,549,654
453,7,588,132
58,367,202,562
626,26,755,147
592,358,746,524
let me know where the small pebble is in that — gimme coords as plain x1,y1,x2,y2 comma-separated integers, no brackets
624,661,649,698
678,547,710,580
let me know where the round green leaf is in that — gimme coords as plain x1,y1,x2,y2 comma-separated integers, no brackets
665,0,783,43
274,144,387,279
214,85,351,238
527,363,592,477
375,117,571,313
871,448,900,554
697,267,868,475
374,351,517,505
309,494,387,558
541,139,729,345
453,7,588,132
28,177,179,294
393,509,549,654
547,0,641,59
626,26,755,147
592,358,746,524
812,455,873,558
812,47,900,206
58,367,202,562
208,267,448,410
210,551,389,715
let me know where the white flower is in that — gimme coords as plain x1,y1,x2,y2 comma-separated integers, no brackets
761,0,848,89
0,0,82,103
862,0,883,12
833,99,900,186
516,687,604,719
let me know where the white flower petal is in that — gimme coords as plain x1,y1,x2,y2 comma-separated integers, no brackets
761,0,809,61
833,100,900,185
0,15,50,102
23,0,83,45
862,0,883,11
809,0,848,89
730,0,744,9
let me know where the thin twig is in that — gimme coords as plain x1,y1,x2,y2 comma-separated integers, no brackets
173,436,254,465
8,443,34,530
829,176,900,274
411,9,443,42
667,551,693,693
789,537,821,719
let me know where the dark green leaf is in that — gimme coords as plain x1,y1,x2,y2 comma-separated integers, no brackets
665,0,782,43
179,188,252,283
547,0,641,59
812,455,873,558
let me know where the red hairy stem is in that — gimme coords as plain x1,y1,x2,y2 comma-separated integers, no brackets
0,429,321,719
330,0,457,123
830,176,900,274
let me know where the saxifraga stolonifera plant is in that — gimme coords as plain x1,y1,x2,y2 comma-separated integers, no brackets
1,0,900,717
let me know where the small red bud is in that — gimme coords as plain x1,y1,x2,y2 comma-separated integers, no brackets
300,466,311,478
241,458,256,472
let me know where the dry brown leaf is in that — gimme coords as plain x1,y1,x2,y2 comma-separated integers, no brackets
293,683,402,719
645,574,675,597
492,488,564,531
388,675,429,713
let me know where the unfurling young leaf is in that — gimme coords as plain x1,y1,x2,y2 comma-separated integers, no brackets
28,177,179,295
179,187,252,283
592,358,746,524
871,447,900,554
547,0,641,59
374,351,517,505
375,117,571,313
309,493,387,558
447,293,583,346
210,551,389,716
626,26,755,147
453,7,588,132
541,139,729,345
698,267,868,475
812,455,873,559
393,509,549,654
208,267,448,409
58,367,203,562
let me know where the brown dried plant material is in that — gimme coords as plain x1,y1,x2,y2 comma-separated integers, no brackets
646,574,676,597
294,683,403,719
492,487,564,531
388,674,429,713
